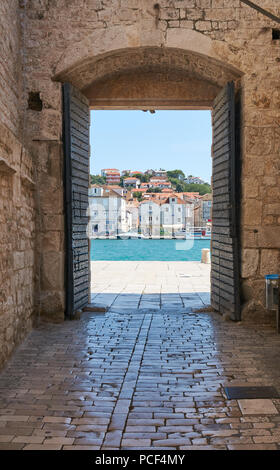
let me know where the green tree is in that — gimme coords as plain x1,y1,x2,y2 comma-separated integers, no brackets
183,183,212,195
168,177,180,189
91,174,106,185
168,177,211,195
133,191,144,201
167,170,185,181
174,182,185,193
133,173,150,183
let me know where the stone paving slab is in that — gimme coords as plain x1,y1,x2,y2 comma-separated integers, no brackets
0,305,280,450
91,261,210,310
238,400,279,415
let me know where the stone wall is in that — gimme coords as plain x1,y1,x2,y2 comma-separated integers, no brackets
21,0,280,323
1,0,280,369
0,1,35,368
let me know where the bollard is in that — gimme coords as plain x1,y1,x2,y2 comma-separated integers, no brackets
201,248,211,264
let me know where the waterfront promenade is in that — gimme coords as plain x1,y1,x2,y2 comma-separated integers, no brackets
91,261,211,311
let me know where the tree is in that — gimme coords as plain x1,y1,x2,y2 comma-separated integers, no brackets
133,173,150,183
168,176,212,195
183,183,212,195
168,177,180,189
91,174,106,185
174,182,185,193
167,170,185,181
133,191,144,201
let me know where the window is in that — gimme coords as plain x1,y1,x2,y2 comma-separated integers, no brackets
272,29,280,40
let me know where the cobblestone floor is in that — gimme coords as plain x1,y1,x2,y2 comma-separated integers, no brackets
0,263,280,450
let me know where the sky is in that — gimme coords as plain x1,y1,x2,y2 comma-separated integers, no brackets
90,110,212,183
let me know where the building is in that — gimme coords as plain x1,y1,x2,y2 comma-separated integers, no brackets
123,177,141,189
162,188,174,194
145,169,155,176
202,193,212,224
140,182,150,189
121,170,143,177
152,181,172,189
149,177,172,190
190,193,212,227
126,200,140,232
101,169,121,184
88,186,131,237
154,170,167,178
184,176,207,185
105,185,128,197
139,200,161,237
179,192,201,200
150,176,168,183
129,188,146,196
89,185,104,197
161,195,190,236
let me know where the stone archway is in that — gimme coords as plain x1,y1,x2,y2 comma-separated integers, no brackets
54,44,242,109
56,44,243,320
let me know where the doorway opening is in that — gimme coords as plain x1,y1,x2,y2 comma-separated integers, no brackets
88,109,212,312
62,48,242,323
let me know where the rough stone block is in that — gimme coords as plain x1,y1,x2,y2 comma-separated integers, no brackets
260,249,280,277
241,249,259,278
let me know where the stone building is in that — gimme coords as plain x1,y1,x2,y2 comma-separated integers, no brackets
0,0,280,368
193,193,212,227
123,177,141,188
161,195,189,236
88,186,132,237
139,200,161,237
101,168,121,184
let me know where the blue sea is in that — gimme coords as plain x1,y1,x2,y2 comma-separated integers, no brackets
90,239,211,261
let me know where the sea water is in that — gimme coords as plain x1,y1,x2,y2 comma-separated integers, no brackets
90,238,211,261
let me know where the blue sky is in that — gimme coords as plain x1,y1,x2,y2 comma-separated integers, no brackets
90,110,212,183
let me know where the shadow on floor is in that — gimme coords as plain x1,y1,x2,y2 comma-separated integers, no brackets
91,292,211,310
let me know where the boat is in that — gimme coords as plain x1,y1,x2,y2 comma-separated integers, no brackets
117,231,141,239
184,227,211,240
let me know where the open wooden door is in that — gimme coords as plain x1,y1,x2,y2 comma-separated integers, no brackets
211,82,241,321
63,83,90,318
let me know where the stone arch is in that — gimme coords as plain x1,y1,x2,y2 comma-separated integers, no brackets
58,33,244,320
54,48,242,110
54,26,243,109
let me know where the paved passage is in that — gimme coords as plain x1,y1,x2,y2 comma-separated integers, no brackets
1,262,280,450
91,261,211,310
